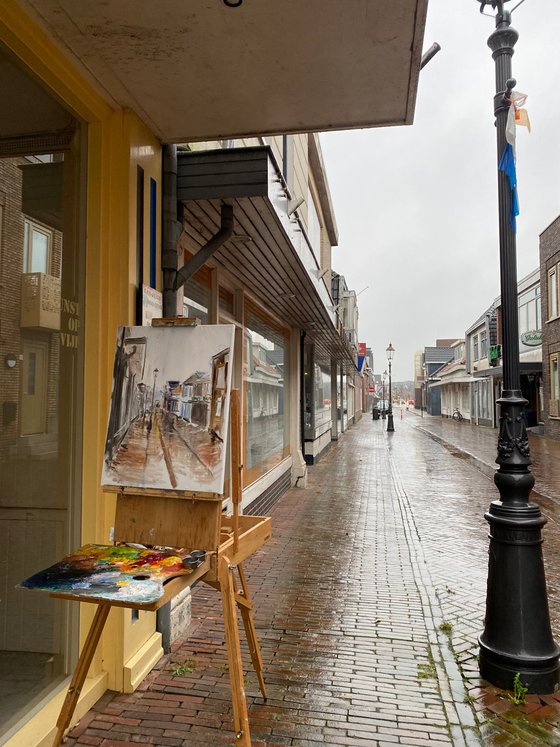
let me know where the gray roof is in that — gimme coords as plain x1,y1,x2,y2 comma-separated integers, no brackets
424,346,454,364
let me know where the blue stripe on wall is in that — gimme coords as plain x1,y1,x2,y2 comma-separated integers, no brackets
150,178,157,289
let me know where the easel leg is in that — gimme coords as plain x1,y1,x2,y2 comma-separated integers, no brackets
53,604,111,747
236,564,267,699
219,556,251,747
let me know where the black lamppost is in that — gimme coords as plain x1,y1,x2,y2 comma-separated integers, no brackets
147,367,159,433
381,370,387,419
475,0,559,693
386,343,395,433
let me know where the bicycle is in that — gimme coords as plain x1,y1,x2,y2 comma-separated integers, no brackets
452,407,464,422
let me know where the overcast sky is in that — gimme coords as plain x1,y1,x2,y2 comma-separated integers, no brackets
320,0,560,382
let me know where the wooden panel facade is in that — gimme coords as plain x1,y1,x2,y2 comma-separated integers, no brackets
177,147,269,201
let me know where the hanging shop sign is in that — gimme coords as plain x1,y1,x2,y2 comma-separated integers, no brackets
520,330,542,347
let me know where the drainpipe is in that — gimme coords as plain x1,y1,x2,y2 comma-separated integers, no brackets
300,330,306,455
162,147,234,315
162,145,182,318
173,203,234,292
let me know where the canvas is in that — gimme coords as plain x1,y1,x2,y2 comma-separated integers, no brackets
102,324,235,493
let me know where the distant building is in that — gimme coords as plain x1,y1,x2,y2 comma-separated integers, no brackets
413,349,424,409
435,341,470,420
423,344,456,416
540,216,560,439
466,306,497,427
468,269,542,428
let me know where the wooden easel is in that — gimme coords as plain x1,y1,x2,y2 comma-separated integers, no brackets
28,319,271,747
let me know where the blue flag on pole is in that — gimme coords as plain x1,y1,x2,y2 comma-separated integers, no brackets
499,142,519,234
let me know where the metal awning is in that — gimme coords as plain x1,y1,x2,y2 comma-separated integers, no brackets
15,0,428,141
431,376,474,388
177,146,356,372
473,363,542,379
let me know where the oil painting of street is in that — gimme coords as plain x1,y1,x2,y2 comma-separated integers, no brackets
102,324,235,493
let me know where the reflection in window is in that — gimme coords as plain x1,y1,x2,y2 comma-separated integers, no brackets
304,346,331,440
519,285,541,334
219,287,234,319
23,219,52,274
27,352,36,394
244,304,289,483
1,144,83,737
182,273,209,324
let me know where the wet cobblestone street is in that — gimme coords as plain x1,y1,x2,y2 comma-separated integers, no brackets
66,411,560,746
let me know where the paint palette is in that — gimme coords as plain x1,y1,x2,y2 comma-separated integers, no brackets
19,544,206,605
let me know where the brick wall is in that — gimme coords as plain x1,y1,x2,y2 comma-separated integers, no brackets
540,215,560,440
0,158,25,455
0,157,62,457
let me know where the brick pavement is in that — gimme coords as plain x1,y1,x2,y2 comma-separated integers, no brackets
64,413,560,746
405,410,560,744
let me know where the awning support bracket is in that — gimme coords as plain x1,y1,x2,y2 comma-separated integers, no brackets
173,203,234,291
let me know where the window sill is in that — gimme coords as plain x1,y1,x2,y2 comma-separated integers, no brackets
546,316,560,324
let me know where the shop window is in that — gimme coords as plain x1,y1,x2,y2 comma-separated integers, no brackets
303,355,331,440
1,143,84,737
244,301,289,484
480,330,488,359
550,355,559,418
549,267,559,320
479,380,490,420
182,264,210,324
23,218,52,274
519,285,541,334
219,286,234,319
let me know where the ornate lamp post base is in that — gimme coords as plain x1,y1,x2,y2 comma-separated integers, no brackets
386,412,395,432
479,391,560,692
479,495,560,692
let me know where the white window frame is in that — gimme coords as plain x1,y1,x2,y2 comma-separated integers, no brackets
548,266,559,321
23,218,53,275
480,330,488,359
551,354,559,400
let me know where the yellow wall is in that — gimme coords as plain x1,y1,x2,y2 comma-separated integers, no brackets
1,2,163,743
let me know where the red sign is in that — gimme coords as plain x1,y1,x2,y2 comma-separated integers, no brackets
358,342,367,356
369,385,375,393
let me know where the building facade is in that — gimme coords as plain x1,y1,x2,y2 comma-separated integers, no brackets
423,345,455,416
469,270,542,429
437,340,471,421
540,216,560,439
0,1,427,743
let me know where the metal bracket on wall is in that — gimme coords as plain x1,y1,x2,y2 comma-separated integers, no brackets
173,203,234,292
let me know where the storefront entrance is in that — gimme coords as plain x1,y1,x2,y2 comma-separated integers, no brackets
0,41,85,741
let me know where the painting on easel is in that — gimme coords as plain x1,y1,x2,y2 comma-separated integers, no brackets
102,324,235,493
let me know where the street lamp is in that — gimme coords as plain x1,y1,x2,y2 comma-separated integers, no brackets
147,367,159,433
381,370,387,419
386,343,395,433
475,0,559,693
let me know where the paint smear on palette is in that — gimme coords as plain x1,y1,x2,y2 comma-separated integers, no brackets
19,544,192,604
